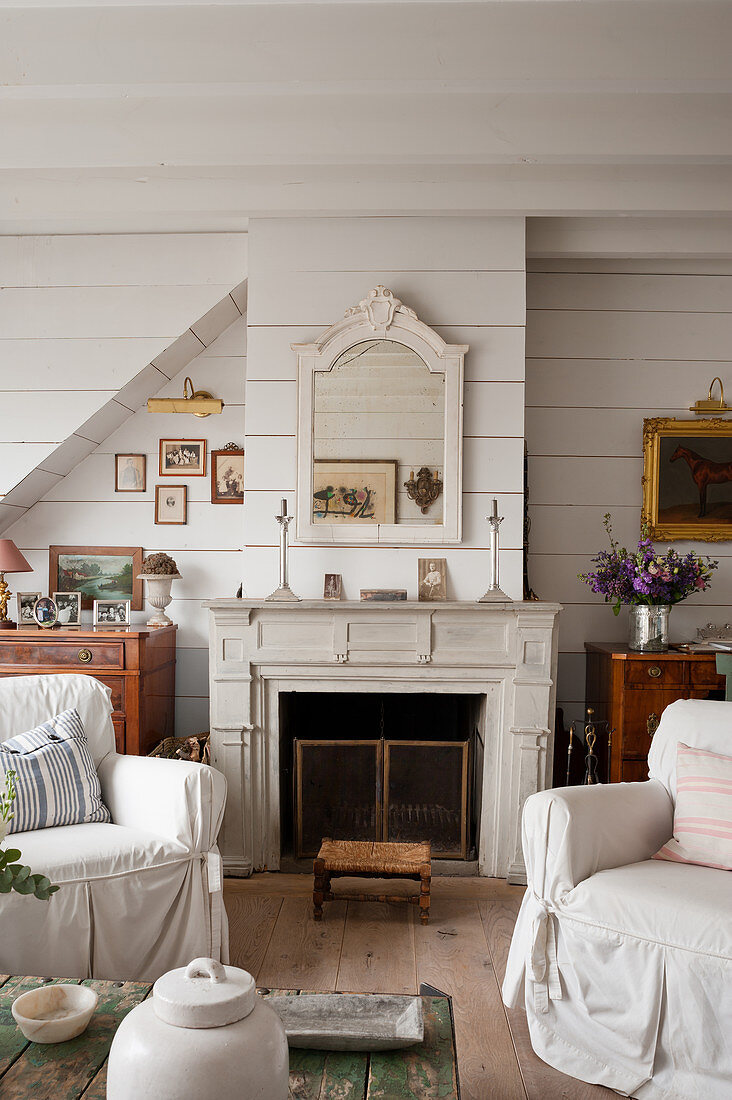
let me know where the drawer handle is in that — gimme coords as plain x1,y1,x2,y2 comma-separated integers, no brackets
78,649,93,664
647,712,660,738
648,666,662,678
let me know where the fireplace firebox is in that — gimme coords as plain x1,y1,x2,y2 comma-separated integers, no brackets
281,692,479,861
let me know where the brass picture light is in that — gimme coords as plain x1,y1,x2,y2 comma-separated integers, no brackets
147,376,223,417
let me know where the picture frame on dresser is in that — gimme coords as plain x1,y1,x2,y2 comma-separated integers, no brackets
16,592,41,626
49,546,143,611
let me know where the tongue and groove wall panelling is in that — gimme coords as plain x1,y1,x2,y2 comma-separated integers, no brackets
525,257,732,721
0,233,245,524
244,217,527,600
3,232,247,737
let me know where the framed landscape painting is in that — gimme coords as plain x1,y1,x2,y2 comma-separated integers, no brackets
642,418,732,541
50,546,143,610
312,460,397,524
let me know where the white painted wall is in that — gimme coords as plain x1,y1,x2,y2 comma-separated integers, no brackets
244,217,526,601
0,233,246,521
526,257,732,720
5,314,247,738
2,232,247,736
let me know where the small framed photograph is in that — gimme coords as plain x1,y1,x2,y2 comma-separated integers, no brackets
211,449,244,504
33,596,58,629
418,558,447,601
115,453,146,493
53,591,81,626
159,438,206,477
323,573,342,600
93,599,131,628
155,484,188,525
16,592,41,626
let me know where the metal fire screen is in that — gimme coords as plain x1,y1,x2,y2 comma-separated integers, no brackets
295,738,469,859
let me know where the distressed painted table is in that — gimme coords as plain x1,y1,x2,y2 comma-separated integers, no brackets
0,976,459,1099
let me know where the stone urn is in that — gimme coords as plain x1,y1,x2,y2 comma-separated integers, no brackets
138,572,181,628
106,957,289,1100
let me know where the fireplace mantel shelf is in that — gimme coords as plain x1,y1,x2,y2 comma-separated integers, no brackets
205,597,561,884
203,598,562,612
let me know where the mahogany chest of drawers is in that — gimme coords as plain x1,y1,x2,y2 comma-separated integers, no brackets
585,642,726,783
0,626,176,756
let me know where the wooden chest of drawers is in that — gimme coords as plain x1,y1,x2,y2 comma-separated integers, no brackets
0,626,176,756
585,643,725,783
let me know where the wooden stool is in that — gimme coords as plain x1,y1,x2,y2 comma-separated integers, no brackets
313,839,431,924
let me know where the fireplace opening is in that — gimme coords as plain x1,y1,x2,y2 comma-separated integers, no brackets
279,692,483,862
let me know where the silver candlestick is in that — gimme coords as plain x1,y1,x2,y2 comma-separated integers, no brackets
265,497,301,602
478,497,511,602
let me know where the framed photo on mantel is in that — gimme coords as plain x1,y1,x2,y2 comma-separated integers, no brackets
642,417,732,541
50,546,143,611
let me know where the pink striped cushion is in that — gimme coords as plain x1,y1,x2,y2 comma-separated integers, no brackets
654,742,732,870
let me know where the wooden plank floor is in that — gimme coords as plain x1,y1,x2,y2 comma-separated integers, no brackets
224,874,615,1100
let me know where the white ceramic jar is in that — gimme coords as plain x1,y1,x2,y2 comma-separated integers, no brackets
106,958,289,1100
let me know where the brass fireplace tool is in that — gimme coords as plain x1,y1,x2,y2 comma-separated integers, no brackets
566,708,614,785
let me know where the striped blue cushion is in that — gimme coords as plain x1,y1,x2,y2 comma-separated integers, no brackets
0,708,110,832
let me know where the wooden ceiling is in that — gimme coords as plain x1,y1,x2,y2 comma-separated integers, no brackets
2,0,732,231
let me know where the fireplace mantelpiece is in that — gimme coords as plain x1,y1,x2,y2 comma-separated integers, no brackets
204,599,561,883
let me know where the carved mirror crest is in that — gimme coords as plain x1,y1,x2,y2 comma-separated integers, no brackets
293,286,466,545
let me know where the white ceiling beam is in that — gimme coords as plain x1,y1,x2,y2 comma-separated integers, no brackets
3,2,732,88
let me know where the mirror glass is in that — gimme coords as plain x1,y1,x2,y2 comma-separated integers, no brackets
312,339,445,526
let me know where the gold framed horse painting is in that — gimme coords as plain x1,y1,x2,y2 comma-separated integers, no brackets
642,417,732,541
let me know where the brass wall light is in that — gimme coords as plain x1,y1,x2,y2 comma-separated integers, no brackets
690,377,729,416
404,467,442,513
147,376,223,417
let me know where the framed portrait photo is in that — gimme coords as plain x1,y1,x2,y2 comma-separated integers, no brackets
53,591,82,626
323,573,342,600
159,438,206,477
93,599,131,628
155,484,187,525
50,546,143,611
16,592,41,626
33,596,58,629
642,418,732,541
115,453,146,493
418,557,447,601
312,460,397,525
211,449,244,504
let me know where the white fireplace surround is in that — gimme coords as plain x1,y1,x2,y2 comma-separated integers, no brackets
205,599,561,883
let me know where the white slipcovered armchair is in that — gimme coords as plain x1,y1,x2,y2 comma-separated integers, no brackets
503,698,732,1099
0,674,228,981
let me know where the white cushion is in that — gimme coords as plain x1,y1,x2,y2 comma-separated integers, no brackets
563,858,732,959
13,822,191,884
0,674,115,767
648,698,732,802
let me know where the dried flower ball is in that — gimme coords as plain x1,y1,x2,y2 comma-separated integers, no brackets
141,552,180,576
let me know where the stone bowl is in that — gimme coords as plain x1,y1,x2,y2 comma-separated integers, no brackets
12,983,98,1043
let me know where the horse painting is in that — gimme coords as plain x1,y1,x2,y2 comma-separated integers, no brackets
670,444,732,518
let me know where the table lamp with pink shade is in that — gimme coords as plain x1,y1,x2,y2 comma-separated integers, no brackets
0,540,32,629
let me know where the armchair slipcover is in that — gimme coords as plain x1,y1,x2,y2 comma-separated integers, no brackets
0,674,228,981
502,698,732,1099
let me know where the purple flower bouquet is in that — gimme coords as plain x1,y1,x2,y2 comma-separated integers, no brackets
579,514,718,615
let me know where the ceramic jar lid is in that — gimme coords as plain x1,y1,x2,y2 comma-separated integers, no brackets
152,958,256,1029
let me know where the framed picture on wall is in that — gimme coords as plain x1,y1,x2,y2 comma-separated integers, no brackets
115,453,146,492
312,460,397,524
159,439,206,476
50,546,143,610
155,484,187,525
642,417,732,541
211,448,244,504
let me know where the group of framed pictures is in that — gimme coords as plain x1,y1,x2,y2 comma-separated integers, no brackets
114,441,244,524
16,591,130,629
321,559,449,602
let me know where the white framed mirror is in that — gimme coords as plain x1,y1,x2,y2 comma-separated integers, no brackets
293,286,466,545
